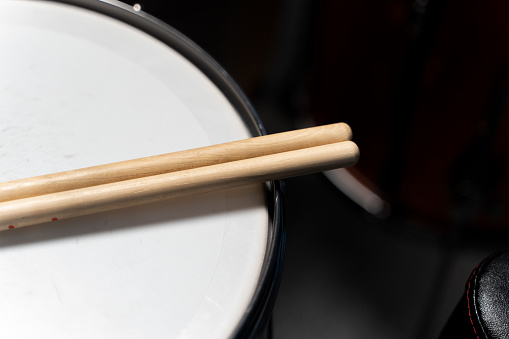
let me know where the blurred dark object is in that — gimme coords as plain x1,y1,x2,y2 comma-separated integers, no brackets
440,250,509,339
309,0,509,236
121,0,284,100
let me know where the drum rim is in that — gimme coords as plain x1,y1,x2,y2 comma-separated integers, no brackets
35,0,285,337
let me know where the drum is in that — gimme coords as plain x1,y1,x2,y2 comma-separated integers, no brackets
309,0,509,236
0,1,284,338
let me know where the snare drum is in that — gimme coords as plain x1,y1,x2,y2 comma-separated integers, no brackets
0,1,284,338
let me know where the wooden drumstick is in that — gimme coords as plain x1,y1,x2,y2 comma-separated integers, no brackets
0,123,351,203
0,141,359,230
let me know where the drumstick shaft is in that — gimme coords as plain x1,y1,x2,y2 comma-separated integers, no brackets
0,141,359,230
0,123,351,203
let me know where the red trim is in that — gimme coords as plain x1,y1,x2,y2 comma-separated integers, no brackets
466,265,481,339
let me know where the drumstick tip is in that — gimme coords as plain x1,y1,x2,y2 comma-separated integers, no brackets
338,122,353,141
342,140,360,167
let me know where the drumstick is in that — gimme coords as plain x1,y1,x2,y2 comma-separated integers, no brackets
0,141,359,230
0,123,351,203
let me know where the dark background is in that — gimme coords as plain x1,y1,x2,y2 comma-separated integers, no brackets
122,1,509,337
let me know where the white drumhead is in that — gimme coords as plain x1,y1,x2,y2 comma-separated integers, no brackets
0,1,269,338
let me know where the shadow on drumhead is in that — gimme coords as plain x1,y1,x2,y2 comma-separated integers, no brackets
0,184,266,249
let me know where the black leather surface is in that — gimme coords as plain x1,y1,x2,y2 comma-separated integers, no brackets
475,251,509,338
440,250,509,339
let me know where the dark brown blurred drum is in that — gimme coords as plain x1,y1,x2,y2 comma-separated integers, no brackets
309,0,509,234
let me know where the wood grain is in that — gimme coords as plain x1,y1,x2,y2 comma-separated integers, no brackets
0,123,351,202
0,141,359,230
